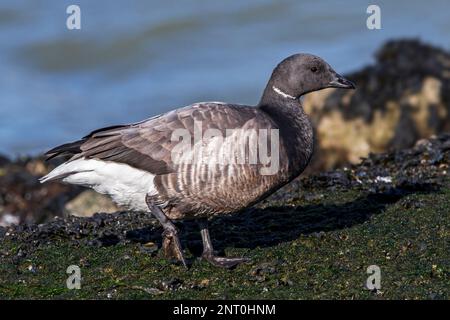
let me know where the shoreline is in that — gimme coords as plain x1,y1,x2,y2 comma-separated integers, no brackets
1,133,448,299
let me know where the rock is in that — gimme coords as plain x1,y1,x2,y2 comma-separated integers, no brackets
139,241,159,254
131,285,163,295
303,39,450,172
0,154,10,166
157,278,183,291
0,156,80,225
0,132,448,299
64,190,119,217
0,213,20,227
0,226,6,238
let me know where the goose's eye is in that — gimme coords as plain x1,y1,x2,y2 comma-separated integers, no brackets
311,66,318,73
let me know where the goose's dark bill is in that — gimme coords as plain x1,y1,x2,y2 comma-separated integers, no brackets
328,73,356,89
41,53,355,268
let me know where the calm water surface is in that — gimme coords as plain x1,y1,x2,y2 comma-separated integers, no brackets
0,0,449,155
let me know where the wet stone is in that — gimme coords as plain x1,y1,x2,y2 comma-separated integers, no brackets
157,278,183,291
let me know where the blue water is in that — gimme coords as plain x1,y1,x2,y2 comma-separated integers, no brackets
0,0,449,155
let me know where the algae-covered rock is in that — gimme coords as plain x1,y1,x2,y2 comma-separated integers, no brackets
65,190,119,217
0,134,448,299
0,156,79,224
303,39,450,172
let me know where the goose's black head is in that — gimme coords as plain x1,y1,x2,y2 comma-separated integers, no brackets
260,53,355,105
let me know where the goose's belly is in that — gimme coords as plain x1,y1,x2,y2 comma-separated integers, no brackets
155,162,292,220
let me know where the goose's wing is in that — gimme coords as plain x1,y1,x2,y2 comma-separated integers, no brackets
45,103,261,175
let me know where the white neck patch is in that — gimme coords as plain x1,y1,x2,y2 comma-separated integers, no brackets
272,86,296,100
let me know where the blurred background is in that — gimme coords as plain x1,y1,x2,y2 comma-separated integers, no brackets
1,0,449,155
1,0,450,224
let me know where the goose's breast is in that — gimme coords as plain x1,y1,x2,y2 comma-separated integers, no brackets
157,130,290,218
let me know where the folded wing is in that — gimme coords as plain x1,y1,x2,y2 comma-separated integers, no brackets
45,103,260,176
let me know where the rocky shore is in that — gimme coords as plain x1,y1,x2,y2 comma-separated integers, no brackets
303,39,450,172
0,156,118,226
2,39,450,225
0,134,448,299
0,39,449,299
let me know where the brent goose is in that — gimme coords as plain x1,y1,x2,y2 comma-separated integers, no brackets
40,54,355,268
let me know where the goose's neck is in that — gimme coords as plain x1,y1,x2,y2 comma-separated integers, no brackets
257,97,312,146
257,84,309,128
257,90,314,176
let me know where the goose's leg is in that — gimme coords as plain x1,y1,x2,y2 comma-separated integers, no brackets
198,219,249,268
145,196,187,268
